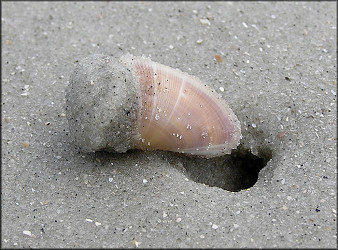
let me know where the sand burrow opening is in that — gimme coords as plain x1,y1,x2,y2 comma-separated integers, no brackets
182,145,272,192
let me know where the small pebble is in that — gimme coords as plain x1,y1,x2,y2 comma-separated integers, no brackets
277,131,286,139
132,239,141,248
215,54,223,62
200,18,211,25
212,224,218,229
196,39,203,44
23,141,30,148
219,87,224,92
23,230,32,236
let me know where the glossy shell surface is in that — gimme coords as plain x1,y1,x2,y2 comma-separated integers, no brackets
120,54,241,157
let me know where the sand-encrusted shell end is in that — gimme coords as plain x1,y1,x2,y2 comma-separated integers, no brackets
65,54,141,153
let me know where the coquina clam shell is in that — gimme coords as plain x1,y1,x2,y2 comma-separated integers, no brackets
66,54,241,158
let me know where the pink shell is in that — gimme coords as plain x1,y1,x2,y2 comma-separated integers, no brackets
120,54,241,158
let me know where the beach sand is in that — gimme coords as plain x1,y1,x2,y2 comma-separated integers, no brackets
2,2,336,248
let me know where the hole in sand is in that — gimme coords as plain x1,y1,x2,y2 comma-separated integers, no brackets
182,145,272,192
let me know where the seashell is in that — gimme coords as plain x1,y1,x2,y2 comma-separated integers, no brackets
66,54,241,158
